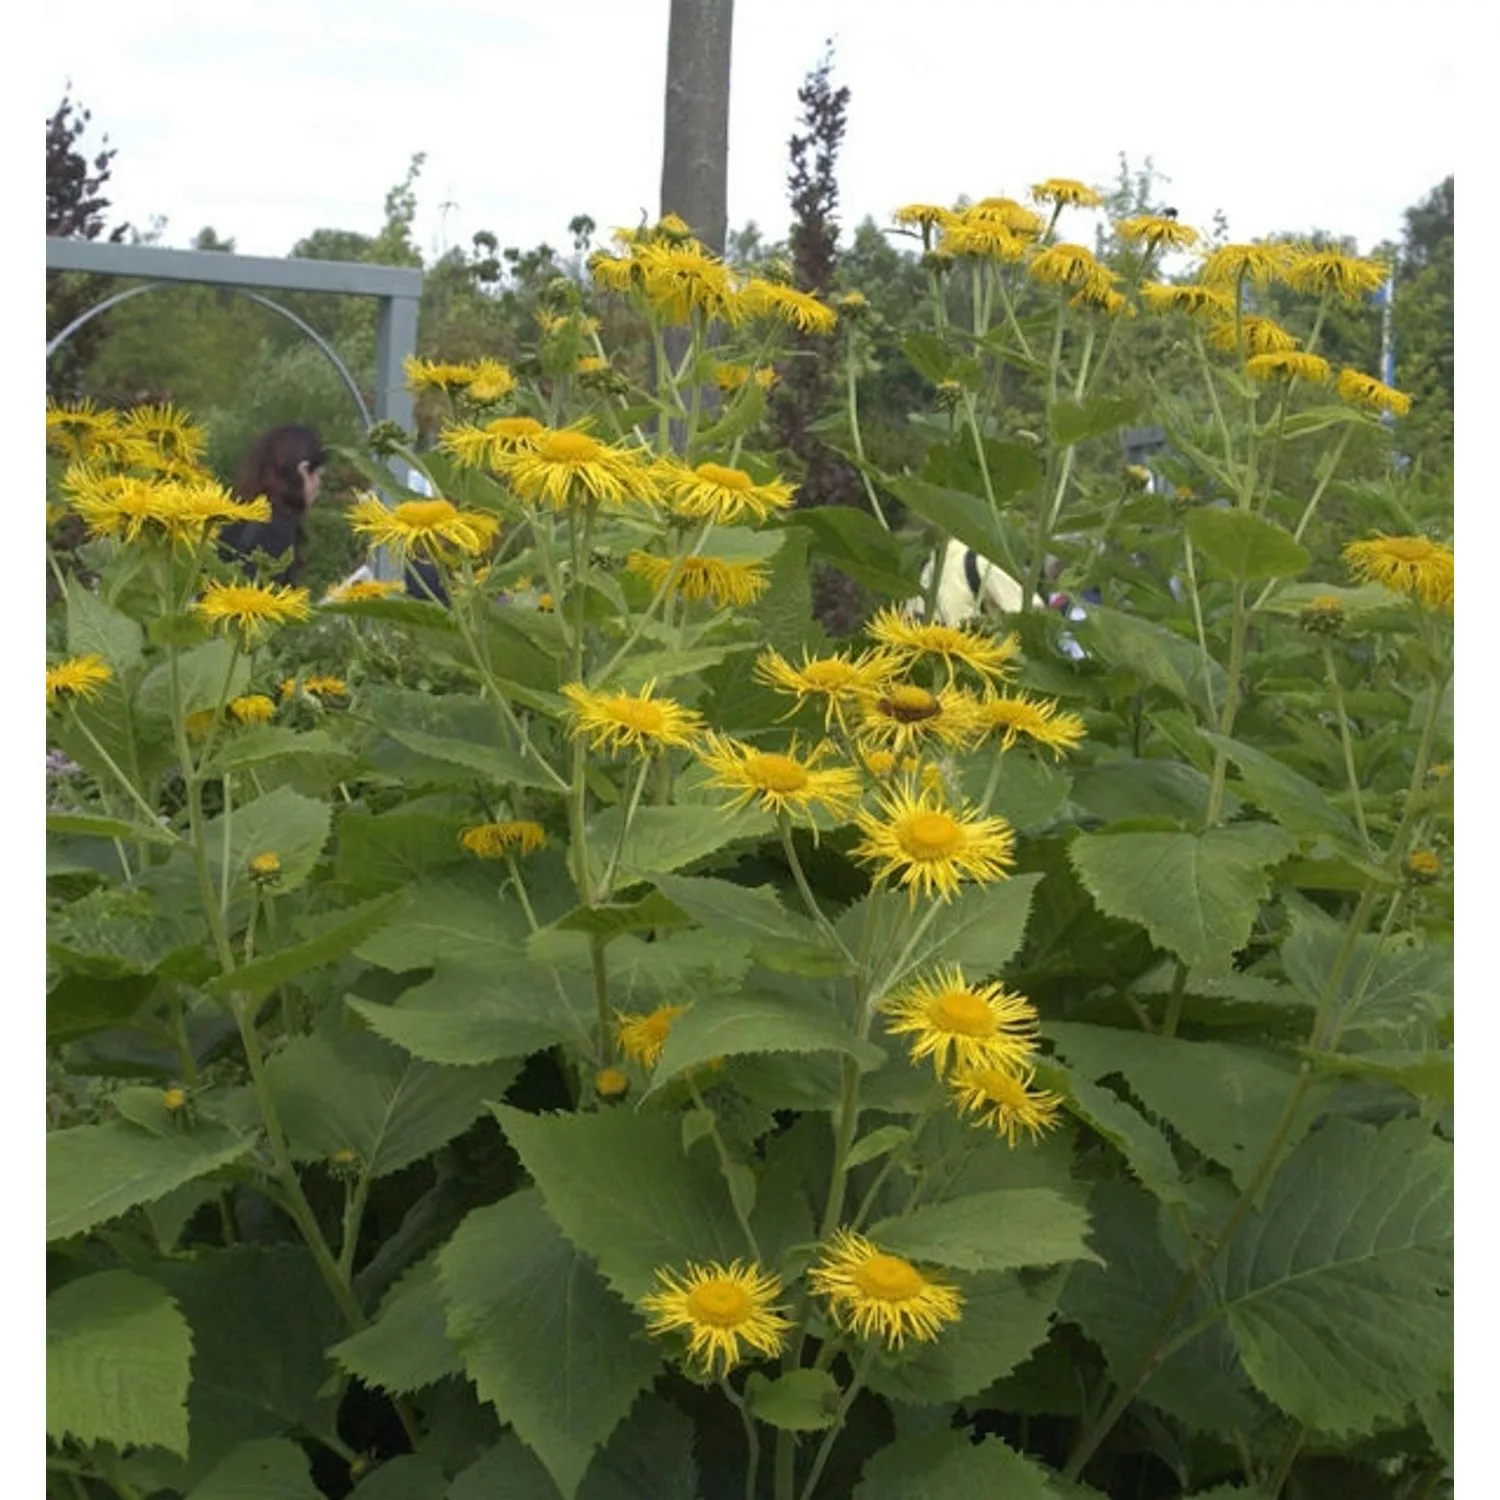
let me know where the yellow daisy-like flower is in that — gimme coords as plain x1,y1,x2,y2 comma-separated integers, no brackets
575,354,610,375
853,785,1016,903
346,494,500,559
465,358,517,403
1139,282,1235,318
665,460,797,525
1336,368,1413,417
624,550,769,608
857,682,978,756
1031,178,1103,208
616,1003,690,1067
755,646,898,729
892,203,956,231
459,820,547,858
633,239,743,325
972,690,1087,757
695,734,862,820
562,680,703,755
228,694,277,725
66,471,271,548
46,654,112,708
1246,350,1331,384
1199,242,1293,286
1115,215,1199,251
883,965,1039,1077
195,580,311,644
184,709,218,740
1071,281,1130,317
641,1260,791,1375
595,1066,630,1101
326,578,403,603
968,198,1046,238
938,221,1028,263
305,674,349,699
403,356,475,394
1028,243,1110,293
807,1228,963,1348
865,606,1018,683
248,850,282,882
1343,533,1454,611
45,398,123,464
1282,248,1388,302
494,427,654,511
588,250,639,295
950,1064,1064,1145
1207,317,1300,357
162,1087,188,1112
859,747,899,779
741,279,838,335
440,415,548,469
118,403,207,472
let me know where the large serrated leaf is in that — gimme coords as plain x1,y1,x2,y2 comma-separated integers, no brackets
1077,606,1225,718
594,804,773,879
439,1191,661,1500
854,1429,1057,1498
651,872,848,976
47,1270,192,1458
871,1188,1099,1274
204,785,331,899
1200,732,1361,848
331,1253,461,1394
1215,1117,1452,1437
1187,507,1311,582
185,1439,323,1499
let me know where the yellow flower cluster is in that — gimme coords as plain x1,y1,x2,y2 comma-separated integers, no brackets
1343,533,1453,611
403,355,517,403
47,400,208,478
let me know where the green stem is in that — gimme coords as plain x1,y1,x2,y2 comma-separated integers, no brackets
1322,642,1371,851
688,1077,761,1259
1204,581,1248,828
797,1344,879,1500
1182,536,1220,723
957,394,1026,587
845,343,889,529
1161,961,1189,1039
589,934,612,1066
69,717,167,829
778,813,857,966
599,756,654,899
1193,327,1238,479
719,1375,761,1500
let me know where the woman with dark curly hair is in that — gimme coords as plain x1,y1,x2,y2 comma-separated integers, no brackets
218,424,327,584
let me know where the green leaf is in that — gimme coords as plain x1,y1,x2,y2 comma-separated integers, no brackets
872,1189,1098,1274
882,474,1022,579
1069,823,1295,971
139,637,251,719
1045,1023,1321,1192
205,785,331,898
745,1368,841,1430
263,1024,520,1176
1199,733,1360,848
204,894,404,1002
552,889,687,940
48,971,162,1045
47,1270,192,1458
651,990,884,1089
47,811,177,847
854,1430,1057,1499
1217,1117,1452,1437
1048,392,1143,448
492,1105,744,1302
1186,508,1311,582
1306,1047,1453,1102
1078,606,1225,718
333,809,470,897
901,332,952,384
212,725,356,773
650,873,848,976
186,1439,322,1500
594,804,773,879
439,1190,661,1499
66,575,146,671
331,1253,461,1394
865,1270,1063,1406
354,876,531,971
47,1121,252,1241
384,726,561,794
1069,759,1223,828
787,505,923,600
844,1124,912,1170
344,1456,448,1500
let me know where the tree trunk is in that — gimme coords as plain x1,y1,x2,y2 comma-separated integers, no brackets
659,0,735,255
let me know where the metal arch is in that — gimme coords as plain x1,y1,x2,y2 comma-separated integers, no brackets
45,280,375,431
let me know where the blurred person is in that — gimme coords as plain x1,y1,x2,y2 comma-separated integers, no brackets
219,424,327,585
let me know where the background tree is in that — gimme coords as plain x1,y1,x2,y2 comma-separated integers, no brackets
659,0,735,254
1393,176,1454,478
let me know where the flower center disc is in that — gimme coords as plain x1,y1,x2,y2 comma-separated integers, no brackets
897,811,964,860
540,431,602,463
696,462,752,491
852,1254,924,1303
971,1068,1026,1106
396,499,459,528
881,686,941,723
612,700,666,734
930,988,995,1035
490,416,543,440
1381,538,1432,563
685,1280,753,1327
746,753,809,794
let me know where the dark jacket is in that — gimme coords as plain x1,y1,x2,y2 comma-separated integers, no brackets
218,502,305,585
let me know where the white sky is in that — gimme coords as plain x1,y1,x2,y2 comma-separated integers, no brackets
49,0,1457,265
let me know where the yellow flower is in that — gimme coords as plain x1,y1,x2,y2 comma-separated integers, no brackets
161,1087,188,1112
741,279,838,334
1139,282,1235,318
616,1003,690,1067
1282,248,1388,302
46,654,112,708
1404,848,1442,883
195,580,311,644
228,694,277,725
248,850,282,882
1028,242,1110,293
45,398,123,463
304,674,349,700
882,965,1039,1077
865,606,1018,683
347,494,500,559
1199,242,1293,286
575,354,610,375
562,680,703,754
588,250,639,295
967,198,1046,237
1071,281,1130,317
1300,595,1346,636
633,239,742,324
1031,178,1103,208
118,403,207,472
460,820,547,858
1115,215,1199,251
1207,317,1300,357
1343,533,1454,611
972,690,1086,756
853,785,1016,903
641,1260,790,1374
857,682,978,756
625,550,769,608
950,1065,1064,1145
664,461,796,525
184,709,217,740
696,734,862,821
807,1229,963,1348
755,646,898,730
494,427,654,511
465,357,517,403
891,203,956,231
403,356,476,394
859,747,899,779
326,578,403,603
66,471,270,547
1337,368,1413,417
938,221,1028,263
440,415,547,469
595,1067,630,1101
1246,350,1331,384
